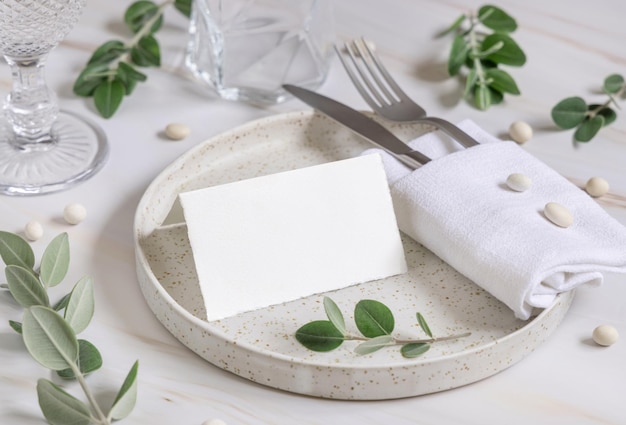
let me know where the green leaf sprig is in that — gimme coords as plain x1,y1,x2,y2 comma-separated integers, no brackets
439,4,527,110
551,74,625,142
295,297,471,358
0,231,138,425
73,0,191,118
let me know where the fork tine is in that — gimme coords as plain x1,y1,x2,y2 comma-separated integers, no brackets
343,40,392,107
349,39,400,105
334,44,384,111
356,37,412,103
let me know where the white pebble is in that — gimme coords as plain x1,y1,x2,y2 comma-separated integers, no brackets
63,203,87,225
506,173,531,192
585,176,609,198
24,221,43,241
592,325,619,346
202,419,227,425
165,123,190,140
544,202,573,228
509,121,533,144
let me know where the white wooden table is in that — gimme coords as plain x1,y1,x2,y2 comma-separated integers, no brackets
1,0,625,423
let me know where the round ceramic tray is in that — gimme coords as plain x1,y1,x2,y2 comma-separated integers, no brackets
134,110,573,400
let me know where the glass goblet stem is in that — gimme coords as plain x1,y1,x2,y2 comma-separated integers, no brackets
4,54,59,149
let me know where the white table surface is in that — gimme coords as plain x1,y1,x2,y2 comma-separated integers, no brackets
2,0,626,424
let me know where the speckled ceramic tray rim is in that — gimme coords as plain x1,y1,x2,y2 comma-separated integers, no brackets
134,110,573,400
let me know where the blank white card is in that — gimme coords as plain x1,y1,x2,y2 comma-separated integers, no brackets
179,154,407,321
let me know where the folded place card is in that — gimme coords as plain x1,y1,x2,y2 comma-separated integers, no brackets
179,154,407,322
364,120,626,320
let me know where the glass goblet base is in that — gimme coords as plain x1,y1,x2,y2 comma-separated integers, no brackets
0,110,108,196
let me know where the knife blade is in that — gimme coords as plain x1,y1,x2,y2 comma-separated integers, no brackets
283,84,430,168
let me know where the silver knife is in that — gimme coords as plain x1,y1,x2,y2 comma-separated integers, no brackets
283,84,430,168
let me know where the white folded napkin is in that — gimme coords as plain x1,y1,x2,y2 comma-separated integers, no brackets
365,120,626,320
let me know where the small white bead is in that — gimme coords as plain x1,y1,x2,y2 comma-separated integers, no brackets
202,419,227,425
165,123,190,140
544,202,573,228
63,203,87,225
24,221,43,241
509,121,533,144
585,177,609,197
592,325,619,346
506,173,531,192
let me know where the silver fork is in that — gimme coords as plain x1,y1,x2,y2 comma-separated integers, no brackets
335,38,479,148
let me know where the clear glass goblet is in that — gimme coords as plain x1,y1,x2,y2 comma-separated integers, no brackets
0,0,108,195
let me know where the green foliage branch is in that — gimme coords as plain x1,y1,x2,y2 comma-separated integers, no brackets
440,4,527,110
295,297,470,358
551,74,625,142
0,231,138,425
73,0,192,118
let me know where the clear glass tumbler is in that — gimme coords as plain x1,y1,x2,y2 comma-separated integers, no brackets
185,0,334,104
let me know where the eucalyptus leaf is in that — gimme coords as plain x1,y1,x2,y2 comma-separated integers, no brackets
118,62,147,82
109,361,139,421
131,35,161,67
485,68,520,94
295,320,344,351
448,35,470,76
57,339,103,379
592,105,618,126
64,276,95,334
416,313,433,338
125,1,163,34
551,97,588,129
478,5,517,33
574,115,605,142
22,306,79,371
323,297,346,335
354,299,394,338
73,63,111,97
463,68,478,98
174,0,192,17
40,233,70,288
401,343,431,358
488,86,504,105
94,79,126,119
9,319,22,334
354,335,394,356
117,62,147,95
0,231,35,270
482,33,526,66
471,40,504,59
52,293,71,312
477,58,499,69
37,379,91,425
437,14,466,38
6,265,49,308
603,74,624,94
87,40,127,66
473,84,492,110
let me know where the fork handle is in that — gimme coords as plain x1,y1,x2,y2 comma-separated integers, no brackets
420,117,480,148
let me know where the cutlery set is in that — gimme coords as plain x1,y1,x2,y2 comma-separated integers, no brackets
285,37,480,167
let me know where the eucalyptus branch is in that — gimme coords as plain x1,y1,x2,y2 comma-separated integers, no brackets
551,74,625,142
342,332,472,344
73,366,108,424
439,4,526,110
73,0,191,118
0,231,139,424
295,297,471,358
